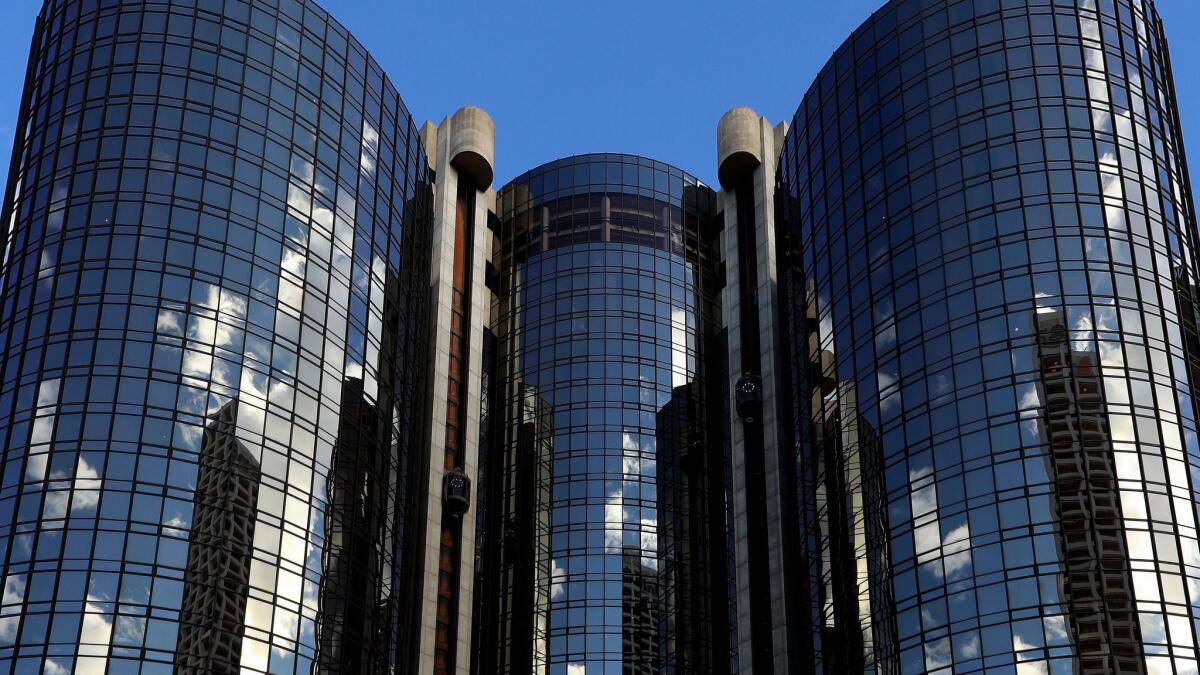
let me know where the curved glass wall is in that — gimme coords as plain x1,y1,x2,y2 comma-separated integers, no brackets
777,0,1200,673
0,1,432,674
478,154,730,674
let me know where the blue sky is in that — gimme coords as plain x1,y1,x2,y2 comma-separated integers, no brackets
0,0,1195,189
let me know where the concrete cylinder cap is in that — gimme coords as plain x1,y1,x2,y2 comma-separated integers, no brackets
717,106,763,190
449,106,495,190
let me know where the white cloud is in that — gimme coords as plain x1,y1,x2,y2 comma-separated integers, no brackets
551,559,566,601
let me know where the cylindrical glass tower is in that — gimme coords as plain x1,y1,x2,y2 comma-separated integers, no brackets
0,1,431,674
477,154,730,674
777,0,1200,673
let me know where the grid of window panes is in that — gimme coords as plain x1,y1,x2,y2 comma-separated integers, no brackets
776,0,1200,673
489,155,729,675
0,1,432,675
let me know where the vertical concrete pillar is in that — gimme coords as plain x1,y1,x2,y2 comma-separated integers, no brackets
716,106,794,674
417,106,495,675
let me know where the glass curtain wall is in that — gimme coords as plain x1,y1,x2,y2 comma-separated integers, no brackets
777,0,1200,673
0,1,433,673
478,154,731,675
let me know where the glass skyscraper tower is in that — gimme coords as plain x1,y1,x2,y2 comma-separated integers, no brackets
0,0,440,673
0,0,1195,674
774,0,1200,672
473,155,730,674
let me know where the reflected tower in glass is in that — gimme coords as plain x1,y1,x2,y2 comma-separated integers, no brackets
475,155,732,674
774,0,1200,673
0,1,433,673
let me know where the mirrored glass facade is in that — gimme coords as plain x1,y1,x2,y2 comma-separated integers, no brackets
0,1,432,674
777,0,1200,673
476,155,732,675
2,0,1200,673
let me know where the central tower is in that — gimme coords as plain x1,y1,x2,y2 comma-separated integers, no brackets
474,154,732,674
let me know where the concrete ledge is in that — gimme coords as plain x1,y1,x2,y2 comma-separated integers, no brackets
419,120,439,169
717,106,762,190
449,106,495,190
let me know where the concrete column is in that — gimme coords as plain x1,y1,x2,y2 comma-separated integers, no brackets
716,106,793,674
417,106,495,675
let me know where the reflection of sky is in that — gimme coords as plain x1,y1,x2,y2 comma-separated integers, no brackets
517,242,696,668
25,170,381,675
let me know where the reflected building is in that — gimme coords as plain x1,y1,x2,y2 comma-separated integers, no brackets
809,381,896,674
1035,307,1139,672
472,381,555,674
655,383,733,674
316,378,393,673
175,401,260,674
621,545,661,674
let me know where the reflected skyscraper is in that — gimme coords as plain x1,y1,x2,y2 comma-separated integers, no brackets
175,401,259,675
316,378,393,674
472,381,555,674
1035,306,1138,671
655,383,733,675
621,545,661,673
808,382,896,673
